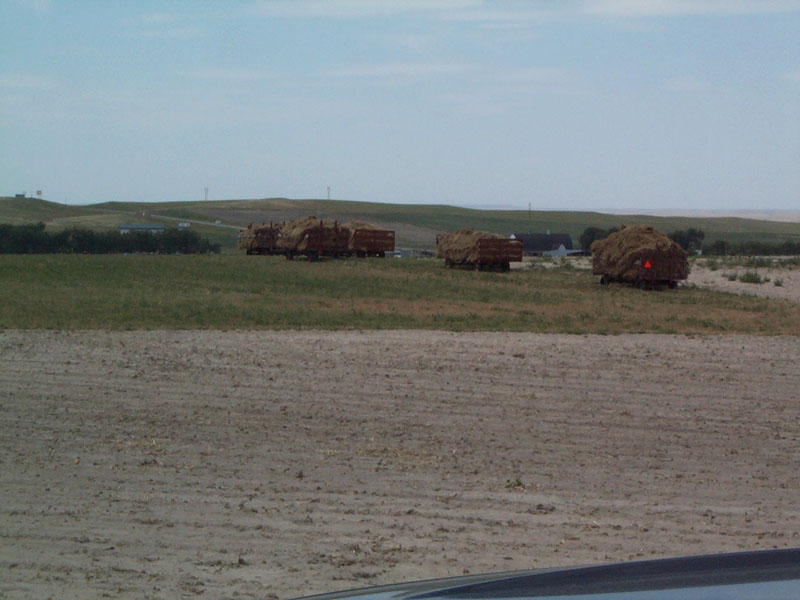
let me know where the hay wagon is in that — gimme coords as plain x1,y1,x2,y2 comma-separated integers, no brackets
280,219,350,261
349,228,395,258
592,225,688,289
437,231,522,272
237,223,283,255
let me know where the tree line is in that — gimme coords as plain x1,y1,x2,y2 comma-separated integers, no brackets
580,225,799,256
0,223,221,254
701,238,800,256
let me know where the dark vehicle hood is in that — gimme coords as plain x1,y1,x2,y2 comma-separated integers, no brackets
296,547,800,600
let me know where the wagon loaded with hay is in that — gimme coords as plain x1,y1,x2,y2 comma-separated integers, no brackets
240,217,395,260
343,221,395,258
591,224,688,289
436,227,522,271
275,217,350,260
237,222,283,255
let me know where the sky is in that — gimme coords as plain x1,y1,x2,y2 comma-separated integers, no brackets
1,0,798,211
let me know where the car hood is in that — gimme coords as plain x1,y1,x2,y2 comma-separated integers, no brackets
296,547,800,600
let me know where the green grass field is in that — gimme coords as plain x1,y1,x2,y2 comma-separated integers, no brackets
2,255,798,333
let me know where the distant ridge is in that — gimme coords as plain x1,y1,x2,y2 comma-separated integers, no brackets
603,209,800,223
2,196,800,250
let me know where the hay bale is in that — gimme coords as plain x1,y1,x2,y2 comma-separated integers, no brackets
341,221,395,253
591,224,687,280
276,216,347,252
237,225,256,251
342,220,375,247
342,221,378,231
238,223,283,252
436,227,504,262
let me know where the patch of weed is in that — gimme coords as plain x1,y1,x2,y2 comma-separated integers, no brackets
738,271,766,284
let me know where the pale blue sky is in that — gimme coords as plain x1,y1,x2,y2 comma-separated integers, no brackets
1,0,798,210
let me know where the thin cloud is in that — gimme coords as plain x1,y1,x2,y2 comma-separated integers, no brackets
326,62,475,82
244,1,800,23
439,6,563,25
12,0,50,14
136,12,187,25
0,73,54,90
662,76,710,92
124,9,207,39
246,0,481,19
373,33,438,53
582,0,800,18
495,67,573,86
184,68,270,82
438,66,585,116
129,26,205,40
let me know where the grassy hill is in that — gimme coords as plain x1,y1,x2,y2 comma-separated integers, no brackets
3,195,800,251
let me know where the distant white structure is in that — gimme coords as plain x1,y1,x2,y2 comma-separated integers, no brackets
178,222,190,229
543,244,569,257
118,224,165,235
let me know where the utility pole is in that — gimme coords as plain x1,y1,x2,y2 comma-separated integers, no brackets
204,187,208,202
327,186,331,201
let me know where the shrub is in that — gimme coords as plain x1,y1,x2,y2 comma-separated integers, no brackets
743,257,773,269
738,271,765,284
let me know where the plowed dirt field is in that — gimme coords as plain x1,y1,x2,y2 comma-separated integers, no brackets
1,331,798,599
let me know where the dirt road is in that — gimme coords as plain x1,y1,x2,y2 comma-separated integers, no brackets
1,331,798,599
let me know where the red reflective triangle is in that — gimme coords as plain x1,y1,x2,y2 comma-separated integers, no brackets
643,259,652,269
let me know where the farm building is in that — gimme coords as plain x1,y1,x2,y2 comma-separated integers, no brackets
118,224,165,235
510,232,575,255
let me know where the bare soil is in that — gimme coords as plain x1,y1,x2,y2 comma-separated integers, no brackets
1,331,799,599
688,265,800,303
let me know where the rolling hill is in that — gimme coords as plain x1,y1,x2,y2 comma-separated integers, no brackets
3,195,800,251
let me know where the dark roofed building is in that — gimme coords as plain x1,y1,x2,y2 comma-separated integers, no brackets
510,232,574,254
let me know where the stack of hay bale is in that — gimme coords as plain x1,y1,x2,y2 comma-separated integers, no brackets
276,216,349,256
591,224,688,285
436,227,521,270
237,222,283,255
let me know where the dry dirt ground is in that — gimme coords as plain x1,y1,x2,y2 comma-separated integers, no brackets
687,265,800,303
519,257,800,303
1,331,799,599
